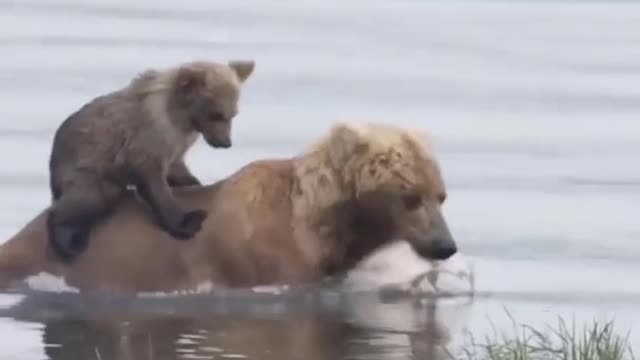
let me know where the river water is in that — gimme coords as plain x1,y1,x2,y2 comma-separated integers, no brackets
1,0,640,359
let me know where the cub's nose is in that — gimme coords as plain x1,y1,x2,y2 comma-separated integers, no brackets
217,140,232,148
207,137,232,148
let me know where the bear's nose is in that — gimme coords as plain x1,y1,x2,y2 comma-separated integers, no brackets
412,237,457,261
429,242,458,260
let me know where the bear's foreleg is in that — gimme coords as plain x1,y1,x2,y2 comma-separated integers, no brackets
134,163,207,239
47,177,123,262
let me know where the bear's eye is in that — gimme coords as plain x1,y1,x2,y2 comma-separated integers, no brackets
403,194,423,210
437,192,447,204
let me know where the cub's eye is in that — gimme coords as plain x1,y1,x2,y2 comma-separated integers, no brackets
403,194,422,210
437,193,447,204
208,111,225,122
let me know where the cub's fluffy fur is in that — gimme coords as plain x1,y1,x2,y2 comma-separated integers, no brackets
47,59,255,262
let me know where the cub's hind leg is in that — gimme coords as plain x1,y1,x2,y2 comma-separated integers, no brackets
47,175,123,263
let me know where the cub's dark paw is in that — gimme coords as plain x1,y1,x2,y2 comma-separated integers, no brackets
47,224,90,263
167,175,201,187
167,209,208,239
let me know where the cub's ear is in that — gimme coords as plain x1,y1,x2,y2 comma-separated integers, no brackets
327,123,369,169
175,66,207,93
228,60,255,83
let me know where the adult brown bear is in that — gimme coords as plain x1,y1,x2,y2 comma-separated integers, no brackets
0,121,458,293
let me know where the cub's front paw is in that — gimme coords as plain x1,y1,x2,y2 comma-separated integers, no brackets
47,223,90,263
166,209,208,239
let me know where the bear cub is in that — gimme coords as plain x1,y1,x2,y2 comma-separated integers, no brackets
47,59,255,262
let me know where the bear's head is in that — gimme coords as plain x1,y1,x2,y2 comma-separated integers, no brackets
324,122,457,262
169,59,255,148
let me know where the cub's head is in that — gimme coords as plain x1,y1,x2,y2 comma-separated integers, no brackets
327,122,457,261
171,59,255,148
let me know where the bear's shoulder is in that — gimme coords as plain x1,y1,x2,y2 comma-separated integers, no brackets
220,159,295,204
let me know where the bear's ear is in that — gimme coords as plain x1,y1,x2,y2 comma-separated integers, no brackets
228,60,255,83
175,66,207,93
327,123,369,168
404,127,432,150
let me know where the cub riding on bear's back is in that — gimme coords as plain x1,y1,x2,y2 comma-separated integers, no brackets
47,59,255,262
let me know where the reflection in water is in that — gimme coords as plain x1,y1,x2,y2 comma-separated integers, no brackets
44,313,340,360
3,289,473,360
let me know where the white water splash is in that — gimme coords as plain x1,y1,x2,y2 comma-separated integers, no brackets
342,241,475,295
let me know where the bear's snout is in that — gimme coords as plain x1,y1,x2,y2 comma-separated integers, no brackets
409,209,458,261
